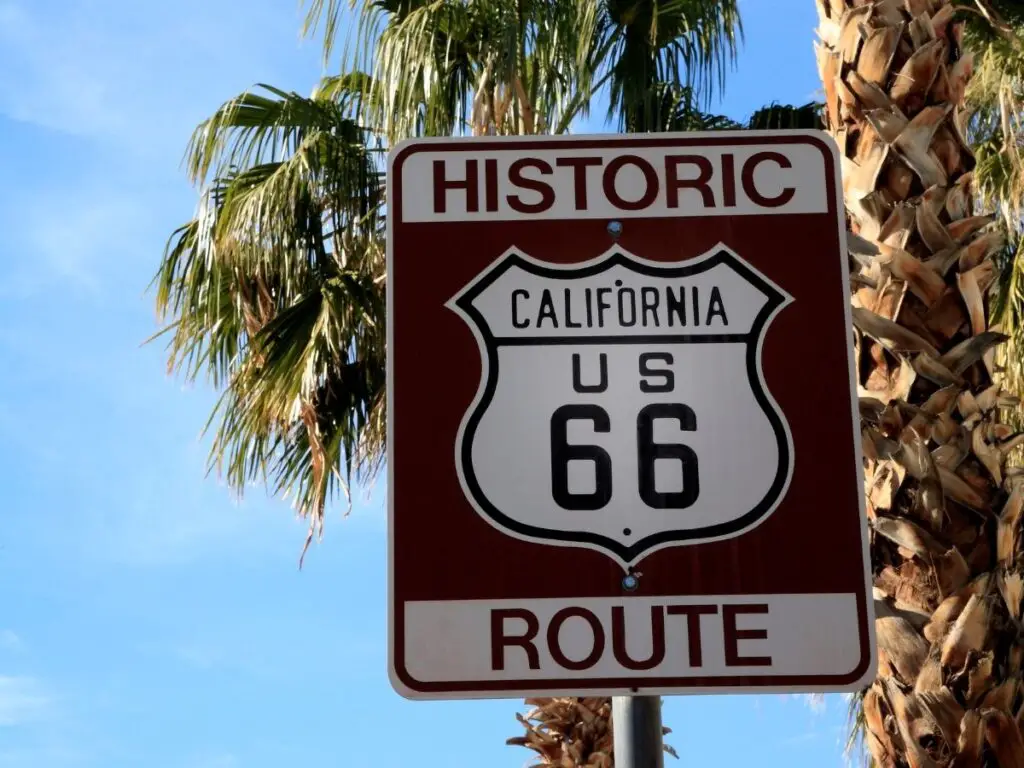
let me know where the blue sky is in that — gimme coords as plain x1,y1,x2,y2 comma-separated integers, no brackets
0,1,860,766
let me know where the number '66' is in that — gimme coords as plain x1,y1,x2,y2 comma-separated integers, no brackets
549,403,699,512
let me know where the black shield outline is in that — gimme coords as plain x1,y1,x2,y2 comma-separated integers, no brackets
449,245,793,566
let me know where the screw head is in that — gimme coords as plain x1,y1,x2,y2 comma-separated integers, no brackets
622,574,639,592
606,220,623,238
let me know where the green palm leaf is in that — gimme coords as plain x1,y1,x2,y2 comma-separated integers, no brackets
587,0,742,132
153,83,385,553
306,1,741,141
746,101,822,131
158,1,745,559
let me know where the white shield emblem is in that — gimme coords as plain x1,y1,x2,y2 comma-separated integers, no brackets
448,244,794,569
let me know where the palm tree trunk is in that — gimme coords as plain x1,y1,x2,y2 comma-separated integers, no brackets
816,1,1024,765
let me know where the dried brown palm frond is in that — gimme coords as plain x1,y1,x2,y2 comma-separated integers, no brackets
507,697,677,767
817,0,1024,765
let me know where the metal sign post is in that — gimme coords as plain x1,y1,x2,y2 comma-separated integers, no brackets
613,696,664,768
386,132,874,703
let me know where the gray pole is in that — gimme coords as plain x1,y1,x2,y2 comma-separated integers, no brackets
612,695,664,768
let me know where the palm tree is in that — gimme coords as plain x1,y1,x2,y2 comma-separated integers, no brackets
307,0,741,140
153,2,743,765
155,79,387,558
815,0,1024,764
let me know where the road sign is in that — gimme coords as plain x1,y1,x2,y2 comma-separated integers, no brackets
387,132,874,699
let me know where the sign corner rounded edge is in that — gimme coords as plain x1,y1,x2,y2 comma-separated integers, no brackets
800,130,844,178
840,641,879,694
388,652,431,701
387,138,430,183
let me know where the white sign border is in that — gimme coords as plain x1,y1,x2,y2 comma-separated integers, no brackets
386,129,876,700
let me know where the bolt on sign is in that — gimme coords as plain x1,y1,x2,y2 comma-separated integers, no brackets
387,132,875,699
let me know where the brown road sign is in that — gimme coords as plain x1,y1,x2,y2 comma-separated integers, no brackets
386,132,875,699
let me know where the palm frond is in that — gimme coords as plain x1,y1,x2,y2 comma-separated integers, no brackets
207,264,385,530
153,82,386,549
185,84,371,186
362,0,480,139
992,239,1024,439
964,29,1024,230
588,0,742,132
844,689,872,767
961,1,1024,444
337,1,741,141
641,83,741,132
746,101,823,131
159,0,748,564
302,0,349,64
344,0,580,140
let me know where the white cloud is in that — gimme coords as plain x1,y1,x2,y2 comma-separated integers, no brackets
779,692,828,714
0,2,127,140
1,186,152,297
0,0,369,570
0,0,320,300
0,0,302,298
804,693,827,713
0,0,317,154
0,677,51,726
